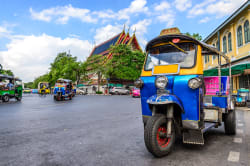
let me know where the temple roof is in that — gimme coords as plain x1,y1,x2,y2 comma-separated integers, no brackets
90,33,121,56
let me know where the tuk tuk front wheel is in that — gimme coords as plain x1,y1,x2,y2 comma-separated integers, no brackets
224,109,236,135
144,115,175,157
16,96,22,101
3,95,9,102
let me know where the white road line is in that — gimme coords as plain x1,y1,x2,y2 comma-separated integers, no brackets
237,123,244,127
233,137,242,143
228,151,240,162
237,129,244,134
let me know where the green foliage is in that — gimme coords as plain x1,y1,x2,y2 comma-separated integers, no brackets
185,32,202,41
0,68,14,76
96,91,103,94
85,54,107,91
24,82,33,89
106,44,145,81
33,74,50,89
49,52,80,85
31,52,89,89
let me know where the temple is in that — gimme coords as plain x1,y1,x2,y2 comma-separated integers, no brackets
82,29,142,93
89,29,142,59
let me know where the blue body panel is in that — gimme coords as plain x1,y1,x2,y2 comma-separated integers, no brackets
54,87,66,95
212,96,227,108
140,75,200,121
147,94,184,111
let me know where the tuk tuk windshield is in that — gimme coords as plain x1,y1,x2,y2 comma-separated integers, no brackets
145,42,196,70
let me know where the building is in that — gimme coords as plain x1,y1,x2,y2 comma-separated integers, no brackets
203,0,250,91
83,29,142,92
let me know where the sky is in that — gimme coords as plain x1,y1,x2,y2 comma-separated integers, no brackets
0,0,247,82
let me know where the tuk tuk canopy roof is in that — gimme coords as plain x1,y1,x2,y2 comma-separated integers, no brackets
0,74,22,81
145,34,230,63
204,63,250,76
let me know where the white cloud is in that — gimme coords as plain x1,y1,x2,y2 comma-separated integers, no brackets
131,19,152,47
199,17,210,23
0,26,11,38
94,24,123,45
154,1,171,11
156,13,175,27
30,0,149,24
0,34,92,82
153,1,175,28
93,9,116,19
173,0,192,12
117,0,149,20
188,0,247,18
30,4,97,24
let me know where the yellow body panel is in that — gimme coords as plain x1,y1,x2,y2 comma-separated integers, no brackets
141,45,204,76
153,64,179,75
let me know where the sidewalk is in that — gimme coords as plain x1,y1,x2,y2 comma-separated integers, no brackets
236,106,250,111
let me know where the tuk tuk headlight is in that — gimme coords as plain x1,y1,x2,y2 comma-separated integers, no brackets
155,76,168,89
188,78,202,89
134,78,144,88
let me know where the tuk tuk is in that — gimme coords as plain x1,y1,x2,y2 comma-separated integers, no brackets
135,28,235,157
0,74,22,102
235,88,249,106
38,82,50,94
53,78,73,101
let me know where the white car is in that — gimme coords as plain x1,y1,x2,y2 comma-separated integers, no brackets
76,88,87,95
110,87,130,95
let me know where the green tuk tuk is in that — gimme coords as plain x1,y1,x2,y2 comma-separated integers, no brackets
0,74,22,102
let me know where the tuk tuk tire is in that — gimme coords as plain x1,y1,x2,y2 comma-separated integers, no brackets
16,97,22,101
3,95,9,102
224,109,236,135
144,115,175,157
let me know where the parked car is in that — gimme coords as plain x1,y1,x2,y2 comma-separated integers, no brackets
76,88,87,95
110,87,129,95
132,87,140,97
31,89,38,94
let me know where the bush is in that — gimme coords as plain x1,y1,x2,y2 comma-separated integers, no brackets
96,91,103,94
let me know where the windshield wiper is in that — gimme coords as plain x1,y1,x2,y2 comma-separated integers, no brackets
169,42,188,54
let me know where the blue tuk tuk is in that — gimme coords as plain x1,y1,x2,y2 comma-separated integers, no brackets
135,28,235,157
54,78,73,101
235,88,249,106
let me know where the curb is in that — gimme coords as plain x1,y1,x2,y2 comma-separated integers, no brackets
236,107,250,111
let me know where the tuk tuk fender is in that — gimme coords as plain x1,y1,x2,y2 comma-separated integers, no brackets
146,94,184,113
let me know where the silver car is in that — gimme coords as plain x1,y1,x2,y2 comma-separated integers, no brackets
110,87,130,95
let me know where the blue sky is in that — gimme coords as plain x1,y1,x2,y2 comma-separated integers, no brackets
0,0,247,82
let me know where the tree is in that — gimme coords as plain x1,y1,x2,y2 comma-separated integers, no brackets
185,32,202,41
85,54,107,91
24,82,33,89
106,44,145,81
0,66,14,76
32,74,50,89
49,52,81,85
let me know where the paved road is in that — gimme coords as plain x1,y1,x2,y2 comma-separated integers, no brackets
0,94,249,166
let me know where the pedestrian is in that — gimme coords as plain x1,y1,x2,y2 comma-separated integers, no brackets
7,80,14,90
92,86,96,93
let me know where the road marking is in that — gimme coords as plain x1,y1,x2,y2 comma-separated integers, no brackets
233,137,242,143
237,123,244,127
237,129,243,134
228,151,240,162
